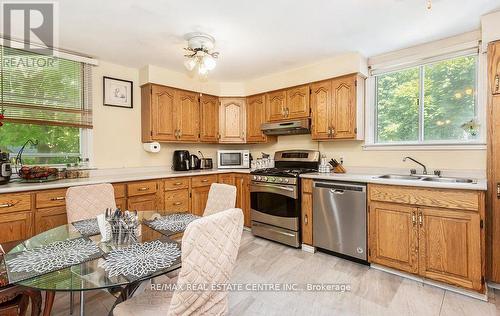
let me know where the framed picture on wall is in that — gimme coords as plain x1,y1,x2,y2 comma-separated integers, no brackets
103,76,133,108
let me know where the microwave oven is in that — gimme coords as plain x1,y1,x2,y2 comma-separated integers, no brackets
217,150,250,169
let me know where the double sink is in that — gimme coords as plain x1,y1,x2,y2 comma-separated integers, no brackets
377,174,476,184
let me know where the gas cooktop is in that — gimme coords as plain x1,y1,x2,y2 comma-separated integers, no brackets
250,167,317,178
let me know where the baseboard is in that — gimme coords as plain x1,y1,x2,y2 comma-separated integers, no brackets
243,226,251,232
371,263,488,301
301,244,316,253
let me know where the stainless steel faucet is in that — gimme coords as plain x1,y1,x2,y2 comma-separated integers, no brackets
403,156,427,175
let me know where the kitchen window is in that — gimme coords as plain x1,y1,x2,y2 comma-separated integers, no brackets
366,49,485,149
0,45,93,165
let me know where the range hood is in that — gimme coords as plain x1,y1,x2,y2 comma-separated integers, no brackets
261,118,310,136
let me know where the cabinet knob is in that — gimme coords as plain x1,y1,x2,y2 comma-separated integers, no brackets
173,202,182,206
412,211,416,227
0,203,14,208
495,75,500,93
418,212,423,227
304,214,308,224
50,197,65,201
174,182,182,185
138,187,149,191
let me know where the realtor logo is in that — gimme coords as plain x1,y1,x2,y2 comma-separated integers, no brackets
1,2,58,55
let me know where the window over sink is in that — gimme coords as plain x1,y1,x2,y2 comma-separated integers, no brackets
365,47,485,149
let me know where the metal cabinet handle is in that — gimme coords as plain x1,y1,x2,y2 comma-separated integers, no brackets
173,202,182,206
138,187,149,191
178,130,182,138
0,203,14,208
497,183,500,199
412,211,416,227
495,75,500,93
174,182,182,185
50,197,65,201
418,212,423,227
328,127,332,136
201,179,209,183
304,214,308,225
331,127,335,137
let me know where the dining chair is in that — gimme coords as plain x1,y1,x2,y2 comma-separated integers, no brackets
113,208,244,316
203,183,237,217
66,183,117,223
0,243,42,316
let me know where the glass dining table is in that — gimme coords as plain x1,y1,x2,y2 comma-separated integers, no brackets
1,210,194,316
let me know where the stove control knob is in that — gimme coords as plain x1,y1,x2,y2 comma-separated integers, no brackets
262,176,268,181
256,176,261,181
283,178,289,184
276,178,283,182
268,177,275,182
252,175,257,181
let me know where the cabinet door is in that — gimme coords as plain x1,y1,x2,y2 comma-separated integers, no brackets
301,193,313,245
234,174,251,227
199,94,219,142
246,94,267,143
176,90,200,142
191,186,211,216
266,90,286,121
369,202,418,274
128,194,157,212
218,173,235,186
286,85,310,119
219,98,246,143
164,189,190,214
310,80,332,140
0,211,33,244
151,85,177,141
331,75,357,139
35,206,67,234
418,207,482,291
115,198,127,210
489,41,500,95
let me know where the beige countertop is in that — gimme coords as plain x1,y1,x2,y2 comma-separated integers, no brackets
0,167,250,194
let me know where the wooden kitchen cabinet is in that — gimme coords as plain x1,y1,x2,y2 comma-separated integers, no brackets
175,90,199,142
199,94,219,142
127,194,158,212
218,173,235,185
369,201,419,274
310,73,364,140
142,84,177,142
266,90,287,122
0,211,33,244
286,84,310,119
301,179,313,245
490,41,500,95
368,184,485,292
418,207,482,291
234,174,251,227
191,186,211,216
246,94,268,143
219,98,246,143
35,206,67,234
164,189,190,214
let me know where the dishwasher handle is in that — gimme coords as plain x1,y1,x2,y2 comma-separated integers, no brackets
314,181,366,192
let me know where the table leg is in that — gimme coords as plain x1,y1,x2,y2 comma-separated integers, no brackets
43,291,55,316
80,291,85,316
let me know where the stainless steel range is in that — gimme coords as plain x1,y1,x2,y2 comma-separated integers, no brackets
250,150,319,247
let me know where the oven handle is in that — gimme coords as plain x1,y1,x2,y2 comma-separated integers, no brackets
250,182,298,199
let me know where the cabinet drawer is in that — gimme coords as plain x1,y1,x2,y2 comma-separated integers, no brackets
113,183,126,199
0,211,33,244
368,184,480,211
36,189,67,209
164,177,190,191
191,175,218,188
164,189,190,213
127,180,158,196
0,193,31,214
35,206,67,234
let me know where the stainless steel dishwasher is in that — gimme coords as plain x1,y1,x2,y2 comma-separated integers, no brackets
313,181,367,262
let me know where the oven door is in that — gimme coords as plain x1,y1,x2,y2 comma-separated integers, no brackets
250,181,299,216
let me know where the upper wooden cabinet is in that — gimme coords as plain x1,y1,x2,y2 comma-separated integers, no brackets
310,73,364,140
489,41,500,95
266,90,287,121
141,84,199,143
246,94,268,143
219,98,246,143
199,94,219,142
286,84,310,119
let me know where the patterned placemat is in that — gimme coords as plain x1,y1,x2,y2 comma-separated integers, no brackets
143,213,200,236
72,218,100,237
101,240,181,282
4,237,103,283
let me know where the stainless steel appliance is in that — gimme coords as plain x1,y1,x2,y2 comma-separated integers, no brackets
172,150,190,171
250,150,319,247
198,151,213,170
189,154,200,170
0,151,12,185
313,181,367,263
261,118,310,136
217,150,250,169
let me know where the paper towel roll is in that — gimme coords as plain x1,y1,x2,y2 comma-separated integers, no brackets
143,142,161,153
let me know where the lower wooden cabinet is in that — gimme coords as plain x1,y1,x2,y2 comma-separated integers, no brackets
191,186,211,216
35,206,67,234
368,184,485,292
164,189,190,213
218,173,235,185
0,211,33,244
115,198,127,210
234,174,251,227
128,194,158,213
301,179,313,245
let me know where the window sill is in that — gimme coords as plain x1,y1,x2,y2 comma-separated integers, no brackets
362,143,486,151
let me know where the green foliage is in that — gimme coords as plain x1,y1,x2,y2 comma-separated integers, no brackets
376,55,477,143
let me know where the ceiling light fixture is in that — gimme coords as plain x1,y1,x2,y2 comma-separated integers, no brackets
426,0,432,10
183,32,219,78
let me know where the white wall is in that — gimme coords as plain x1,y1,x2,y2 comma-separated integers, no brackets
481,10,500,48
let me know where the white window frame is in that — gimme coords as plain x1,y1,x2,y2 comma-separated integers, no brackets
364,47,487,151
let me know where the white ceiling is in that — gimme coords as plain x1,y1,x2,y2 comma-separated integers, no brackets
54,0,499,81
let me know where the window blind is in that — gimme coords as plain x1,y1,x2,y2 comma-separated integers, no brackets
0,46,93,128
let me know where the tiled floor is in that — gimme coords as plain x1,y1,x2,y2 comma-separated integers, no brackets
49,231,500,315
